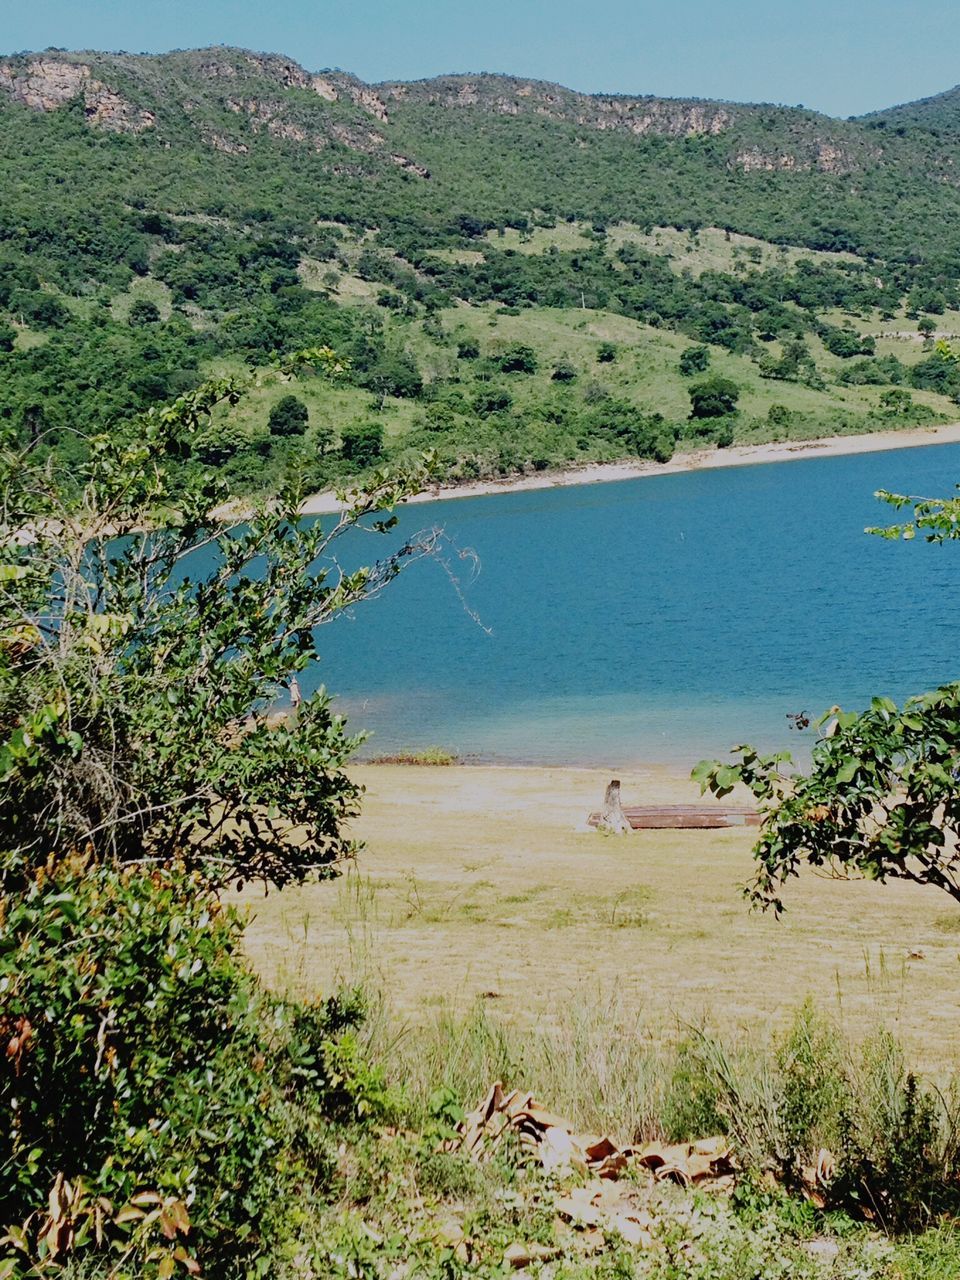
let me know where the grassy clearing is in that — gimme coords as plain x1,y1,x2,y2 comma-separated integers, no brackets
240,765,960,1076
478,221,860,277
202,355,422,446
424,303,957,434
605,223,860,276
109,274,175,322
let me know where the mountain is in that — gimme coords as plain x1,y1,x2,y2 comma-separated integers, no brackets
2,46,960,496
2,46,960,258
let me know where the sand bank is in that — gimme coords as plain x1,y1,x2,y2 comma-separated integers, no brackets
298,421,960,515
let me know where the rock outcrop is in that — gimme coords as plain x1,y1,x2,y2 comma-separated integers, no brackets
0,59,154,132
380,76,733,139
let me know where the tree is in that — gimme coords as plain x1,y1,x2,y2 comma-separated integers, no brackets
689,375,740,418
679,345,710,376
496,343,538,374
588,399,676,462
0,350,438,892
19,292,69,329
597,341,617,364
314,420,335,456
0,319,15,352
268,393,310,437
694,479,960,913
551,359,577,382
128,298,161,326
880,388,913,415
357,351,423,401
457,337,480,360
341,420,384,468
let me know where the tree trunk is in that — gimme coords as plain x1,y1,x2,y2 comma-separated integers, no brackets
597,779,632,834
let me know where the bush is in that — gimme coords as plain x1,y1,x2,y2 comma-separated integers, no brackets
587,399,677,462
551,359,577,382
128,299,161,327
821,326,874,358
473,387,513,416
356,352,423,399
689,375,740,418
596,341,617,364
679,345,710,376
832,1035,959,1232
0,368,438,893
341,420,384,467
495,343,538,374
268,393,310,437
0,863,389,1276
17,292,70,330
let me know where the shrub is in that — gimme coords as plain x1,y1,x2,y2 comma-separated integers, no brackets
128,299,161,327
473,387,513,416
596,341,617,364
551,359,577,382
17,292,70,330
679,344,710,376
832,1035,960,1232
340,420,384,467
495,343,538,374
0,366,438,893
268,393,310,436
356,352,423,399
689,375,740,418
0,863,389,1275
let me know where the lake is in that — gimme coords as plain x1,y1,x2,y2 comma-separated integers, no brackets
311,444,960,768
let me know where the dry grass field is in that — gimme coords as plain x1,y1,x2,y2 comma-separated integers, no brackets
240,764,960,1075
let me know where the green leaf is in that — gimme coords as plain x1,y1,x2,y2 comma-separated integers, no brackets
836,760,859,784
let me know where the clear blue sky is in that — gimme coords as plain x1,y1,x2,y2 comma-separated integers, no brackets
4,0,959,118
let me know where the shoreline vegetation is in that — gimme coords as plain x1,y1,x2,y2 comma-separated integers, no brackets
296,421,960,516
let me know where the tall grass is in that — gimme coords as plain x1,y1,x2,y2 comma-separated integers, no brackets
371,993,960,1229
263,907,960,1230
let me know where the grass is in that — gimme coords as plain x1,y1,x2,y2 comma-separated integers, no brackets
478,220,860,276
109,274,174,322
239,764,960,1074
231,761,960,1275
368,745,459,765
604,222,860,275
419,303,956,436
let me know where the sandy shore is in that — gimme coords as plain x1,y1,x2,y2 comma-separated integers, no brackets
297,421,960,515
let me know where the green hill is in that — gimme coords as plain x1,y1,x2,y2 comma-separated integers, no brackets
3,46,960,494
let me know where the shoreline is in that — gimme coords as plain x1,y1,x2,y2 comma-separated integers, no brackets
298,421,960,515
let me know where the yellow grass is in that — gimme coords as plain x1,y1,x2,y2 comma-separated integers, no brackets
240,764,959,1074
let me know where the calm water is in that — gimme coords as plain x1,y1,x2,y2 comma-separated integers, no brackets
307,445,960,768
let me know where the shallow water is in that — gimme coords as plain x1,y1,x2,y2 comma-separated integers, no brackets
310,444,960,768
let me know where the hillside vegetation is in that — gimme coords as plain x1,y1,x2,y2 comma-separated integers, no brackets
4,47,960,495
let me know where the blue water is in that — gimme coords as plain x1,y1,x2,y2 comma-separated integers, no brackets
307,445,960,768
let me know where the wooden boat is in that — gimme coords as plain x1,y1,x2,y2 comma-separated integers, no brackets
588,804,761,831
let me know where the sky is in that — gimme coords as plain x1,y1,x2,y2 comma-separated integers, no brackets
3,0,960,119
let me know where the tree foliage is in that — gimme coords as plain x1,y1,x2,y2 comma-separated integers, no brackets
0,353,439,892
694,472,960,912
267,392,309,437
688,375,740,418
